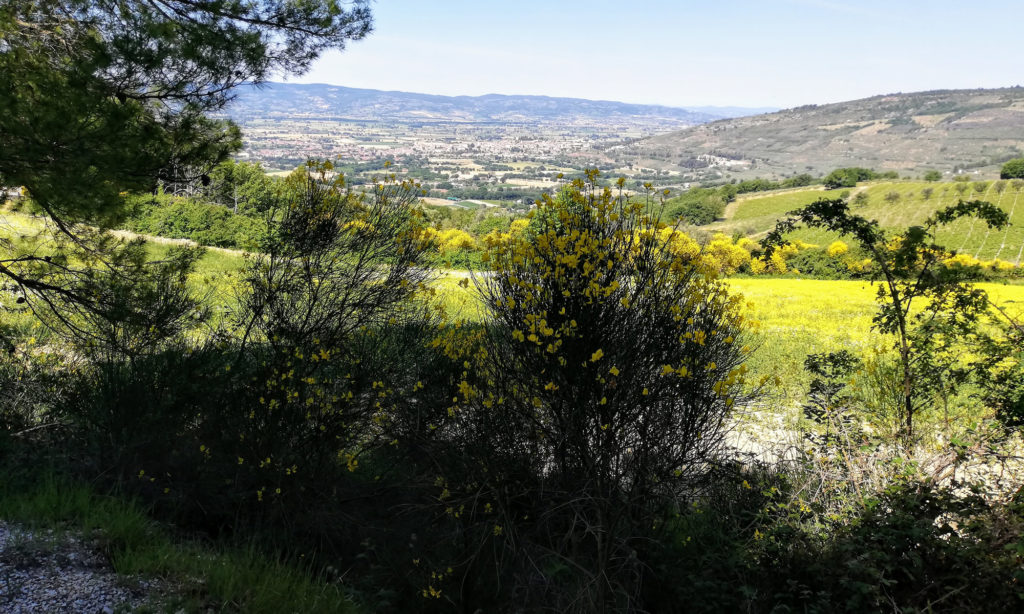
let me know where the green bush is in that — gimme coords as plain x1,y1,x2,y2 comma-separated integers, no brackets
664,187,726,225
0,352,68,449
428,172,757,610
1000,157,1024,179
823,167,878,189
766,479,1024,612
124,193,266,249
787,247,857,279
60,345,230,485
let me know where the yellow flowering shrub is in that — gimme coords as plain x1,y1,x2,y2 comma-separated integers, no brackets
706,233,752,275
826,240,849,258
432,171,758,609
436,228,476,252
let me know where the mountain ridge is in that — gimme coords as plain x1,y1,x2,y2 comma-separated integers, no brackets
611,87,1024,180
224,82,774,124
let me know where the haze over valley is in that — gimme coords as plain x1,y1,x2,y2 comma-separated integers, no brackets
228,83,1024,204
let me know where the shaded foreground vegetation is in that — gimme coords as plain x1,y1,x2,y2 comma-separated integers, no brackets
2,168,1024,612
4,0,1024,607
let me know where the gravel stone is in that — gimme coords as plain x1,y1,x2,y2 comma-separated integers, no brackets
0,521,164,613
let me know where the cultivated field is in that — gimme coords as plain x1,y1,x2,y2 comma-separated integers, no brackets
5,205,1022,400
433,273,1024,401
713,180,1024,263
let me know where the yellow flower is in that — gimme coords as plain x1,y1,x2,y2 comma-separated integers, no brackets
590,349,604,362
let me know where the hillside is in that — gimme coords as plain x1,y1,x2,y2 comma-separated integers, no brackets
225,82,730,125
612,88,1024,181
709,179,1024,263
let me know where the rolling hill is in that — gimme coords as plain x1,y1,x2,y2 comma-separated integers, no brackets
708,179,1024,264
224,82,751,125
612,88,1024,182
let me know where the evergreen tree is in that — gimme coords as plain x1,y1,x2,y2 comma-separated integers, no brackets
0,0,372,340
1,0,372,224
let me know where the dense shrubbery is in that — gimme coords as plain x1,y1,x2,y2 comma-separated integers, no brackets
823,167,899,189
664,187,728,224
3,168,1024,612
415,174,757,609
662,173,818,227
1001,157,1024,179
732,173,817,194
124,192,267,249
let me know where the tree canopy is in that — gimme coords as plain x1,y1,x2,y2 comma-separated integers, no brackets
0,0,372,224
1000,158,1024,180
0,0,372,344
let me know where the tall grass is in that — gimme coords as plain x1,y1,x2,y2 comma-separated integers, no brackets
0,473,358,613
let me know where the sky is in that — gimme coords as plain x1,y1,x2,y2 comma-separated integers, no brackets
290,0,1024,110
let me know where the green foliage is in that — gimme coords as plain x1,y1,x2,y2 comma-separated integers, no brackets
664,187,727,225
0,0,372,332
766,197,1010,441
782,173,817,188
714,474,1023,613
0,221,205,359
822,167,878,189
975,314,1024,427
0,352,69,445
1000,157,1024,179
629,458,1024,613
802,350,861,450
729,174,817,195
785,246,858,279
923,169,943,182
240,161,432,352
734,178,780,193
428,172,755,610
179,162,439,520
125,193,266,249
203,160,279,214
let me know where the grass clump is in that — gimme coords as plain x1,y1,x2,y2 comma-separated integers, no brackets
0,471,357,613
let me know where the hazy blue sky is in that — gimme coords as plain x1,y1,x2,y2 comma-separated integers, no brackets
291,0,1022,109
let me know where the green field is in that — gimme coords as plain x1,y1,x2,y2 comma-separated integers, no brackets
713,181,1024,264
0,210,248,339
714,187,849,236
5,205,1023,399
432,273,1024,400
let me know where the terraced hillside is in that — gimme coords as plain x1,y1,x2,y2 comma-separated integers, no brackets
710,180,1024,263
612,88,1024,182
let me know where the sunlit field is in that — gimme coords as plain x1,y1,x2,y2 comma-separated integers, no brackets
431,272,1024,401
712,180,1024,264
5,204,1023,401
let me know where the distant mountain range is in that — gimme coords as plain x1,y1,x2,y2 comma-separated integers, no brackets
224,82,774,125
612,87,1024,179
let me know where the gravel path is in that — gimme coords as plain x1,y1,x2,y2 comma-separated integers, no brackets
0,521,163,613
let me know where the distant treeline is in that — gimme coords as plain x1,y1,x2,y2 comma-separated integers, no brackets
823,167,900,188
664,173,819,225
